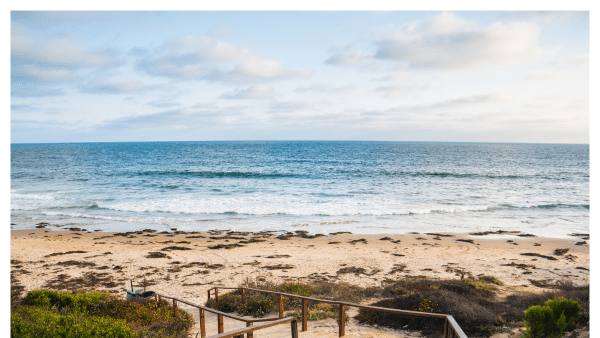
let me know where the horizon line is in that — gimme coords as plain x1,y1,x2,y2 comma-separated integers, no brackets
10,140,590,146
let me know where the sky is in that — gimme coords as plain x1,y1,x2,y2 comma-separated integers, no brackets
10,10,591,144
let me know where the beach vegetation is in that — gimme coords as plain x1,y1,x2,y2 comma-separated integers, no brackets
280,283,311,297
356,278,589,337
239,295,277,317
11,306,136,338
205,293,241,313
202,277,588,337
523,299,583,337
288,302,340,321
205,279,362,319
22,289,110,312
12,290,194,338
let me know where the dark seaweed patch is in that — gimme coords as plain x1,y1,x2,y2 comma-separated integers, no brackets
264,264,295,270
146,252,171,259
161,246,192,251
45,251,87,257
520,253,557,261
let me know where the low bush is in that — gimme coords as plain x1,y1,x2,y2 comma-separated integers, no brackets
205,293,241,313
356,289,499,336
239,295,277,317
11,306,136,338
13,290,194,338
524,299,583,337
21,290,110,312
93,298,194,330
280,283,311,297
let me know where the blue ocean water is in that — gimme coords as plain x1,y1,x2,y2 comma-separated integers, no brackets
10,142,589,238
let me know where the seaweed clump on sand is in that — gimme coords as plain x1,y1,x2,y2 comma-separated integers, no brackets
145,252,171,259
208,243,244,250
161,246,192,251
520,253,557,261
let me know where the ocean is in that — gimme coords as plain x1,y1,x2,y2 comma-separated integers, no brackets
10,141,589,238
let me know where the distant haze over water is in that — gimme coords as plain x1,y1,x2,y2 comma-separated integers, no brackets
11,141,589,238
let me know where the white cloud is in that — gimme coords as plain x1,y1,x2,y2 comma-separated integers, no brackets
11,83,66,97
12,33,115,68
375,73,449,98
220,84,274,100
162,36,256,63
573,54,589,68
325,13,545,70
139,36,310,83
362,92,512,115
377,72,412,82
527,71,568,81
81,80,171,94
270,101,314,111
375,84,414,98
145,100,181,108
14,66,74,82
329,85,356,94
426,92,512,109
325,50,375,67
295,83,329,93
373,12,544,69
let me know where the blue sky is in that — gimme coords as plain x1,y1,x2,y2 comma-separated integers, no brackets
10,10,590,143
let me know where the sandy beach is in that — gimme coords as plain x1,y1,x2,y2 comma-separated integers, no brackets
11,228,589,337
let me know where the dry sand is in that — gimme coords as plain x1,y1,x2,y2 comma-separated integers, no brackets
10,228,589,337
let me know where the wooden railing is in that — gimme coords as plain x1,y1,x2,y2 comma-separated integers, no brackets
154,292,296,338
207,286,468,338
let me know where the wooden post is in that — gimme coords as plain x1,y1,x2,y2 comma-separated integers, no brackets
199,308,206,338
241,288,246,303
443,317,448,338
291,319,299,338
302,299,308,331
218,314,224,334
215,288,219,302
154,294,157,302
173,299,178,317
207,290,211,300
246,322,253,338
338,304,345,337
278,294,284,318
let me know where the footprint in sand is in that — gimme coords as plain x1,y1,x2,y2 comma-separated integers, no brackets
458,244,470,254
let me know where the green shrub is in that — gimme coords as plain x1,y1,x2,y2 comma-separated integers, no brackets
478,275,504,286
413,299,437,313
93,298,194,331
280,283,311,297
205,293,241,313
239,295,276,317
524,299,582,337
14,290,194,338
21,290,110,312
11,306,136,338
